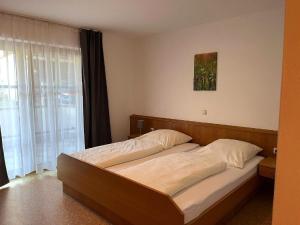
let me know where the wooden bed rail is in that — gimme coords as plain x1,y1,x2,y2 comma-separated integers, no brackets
57,153,184,225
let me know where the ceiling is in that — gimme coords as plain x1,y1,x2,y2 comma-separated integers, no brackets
0,0,284,37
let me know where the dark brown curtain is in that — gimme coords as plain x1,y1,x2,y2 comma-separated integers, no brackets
0,128,9,186
80,29,112,148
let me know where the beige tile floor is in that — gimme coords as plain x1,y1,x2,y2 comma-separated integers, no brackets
0,172,273,225
0,172,111,225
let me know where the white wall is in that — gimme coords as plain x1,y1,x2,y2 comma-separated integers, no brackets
103,32,137,141
103,8,284,142
132,8,284,130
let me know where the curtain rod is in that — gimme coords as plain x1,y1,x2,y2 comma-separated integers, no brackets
0,10,99,32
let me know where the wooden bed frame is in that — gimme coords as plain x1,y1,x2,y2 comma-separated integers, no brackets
57,114,278,225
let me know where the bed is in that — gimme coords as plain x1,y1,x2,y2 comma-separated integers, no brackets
57,114,277,225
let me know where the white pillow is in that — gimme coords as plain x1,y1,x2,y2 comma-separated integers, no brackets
138,129,192,149
200,139,262,168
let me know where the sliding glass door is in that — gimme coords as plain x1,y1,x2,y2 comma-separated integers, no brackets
0,38,84,179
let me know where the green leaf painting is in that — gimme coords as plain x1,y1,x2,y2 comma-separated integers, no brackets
194,52,217,91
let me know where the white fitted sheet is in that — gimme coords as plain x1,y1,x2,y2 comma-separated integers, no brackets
107,143,200,172
173,155,264,223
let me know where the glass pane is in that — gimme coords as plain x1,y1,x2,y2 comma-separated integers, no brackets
8,53,16,86
0,50,8,86
0,88,17,109
0,50,16,86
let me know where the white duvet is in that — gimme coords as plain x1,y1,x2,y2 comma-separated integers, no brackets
71,139,163,168
117,152,227,196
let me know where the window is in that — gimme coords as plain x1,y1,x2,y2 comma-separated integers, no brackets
0,39,84,179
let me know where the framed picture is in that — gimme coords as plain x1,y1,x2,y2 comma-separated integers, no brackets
194,52,217,91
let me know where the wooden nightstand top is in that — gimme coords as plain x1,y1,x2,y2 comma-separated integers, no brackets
259,157,276,169
259,157,276,179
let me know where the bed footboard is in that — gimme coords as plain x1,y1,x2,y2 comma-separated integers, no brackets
57,153,184,225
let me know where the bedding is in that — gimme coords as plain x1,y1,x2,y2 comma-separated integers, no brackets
71,129,193,168
116,152,226,196
138,129,192,149
199,139,262,168
70,138,164,168
108,142,199,171
173,155,264,223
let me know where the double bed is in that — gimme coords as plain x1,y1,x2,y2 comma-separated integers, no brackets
57,115,277,225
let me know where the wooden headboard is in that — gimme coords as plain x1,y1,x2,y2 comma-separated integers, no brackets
130,115,278,156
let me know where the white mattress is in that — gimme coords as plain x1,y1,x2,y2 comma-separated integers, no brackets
107,143,200,171
173,155,264,223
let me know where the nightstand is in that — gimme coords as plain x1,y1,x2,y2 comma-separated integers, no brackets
128,133,141,139
259,157,276,179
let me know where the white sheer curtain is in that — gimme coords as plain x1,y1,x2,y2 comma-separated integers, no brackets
0,13,85,179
